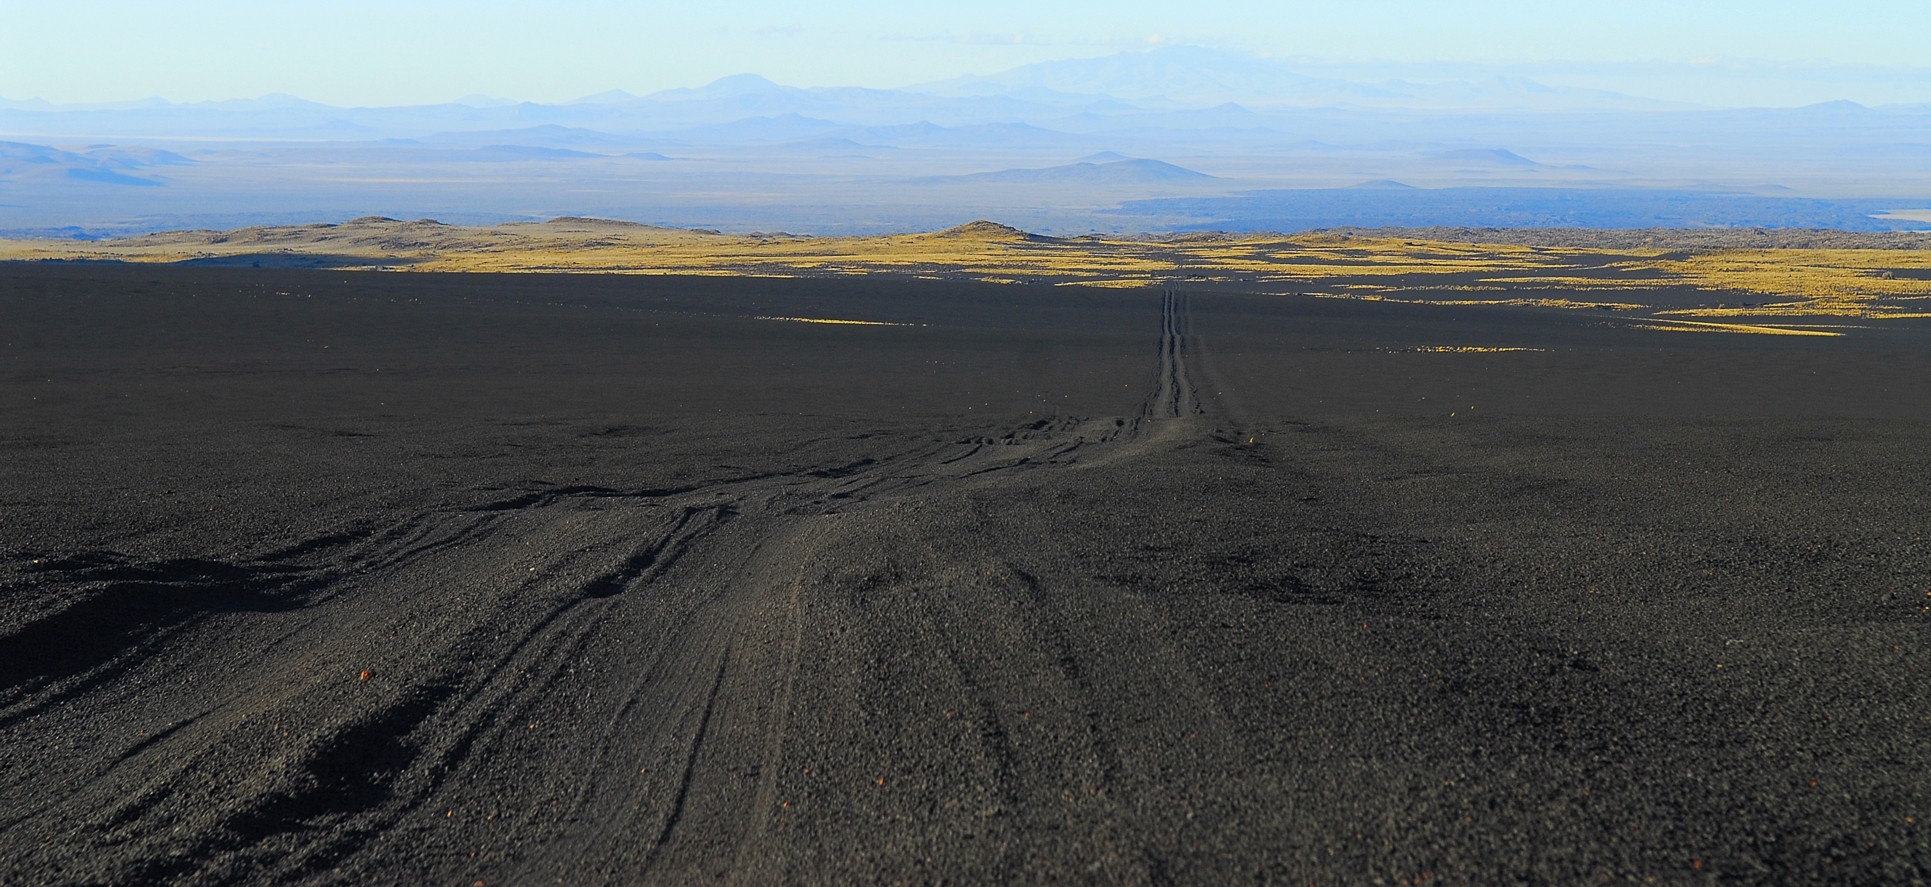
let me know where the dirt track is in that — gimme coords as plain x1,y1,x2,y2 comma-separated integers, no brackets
3,266,1928,884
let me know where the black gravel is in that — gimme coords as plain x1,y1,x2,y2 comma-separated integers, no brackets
2,264,1927,884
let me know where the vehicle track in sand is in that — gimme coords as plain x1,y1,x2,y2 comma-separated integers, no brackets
10,269,1931,884
0,289,1220,884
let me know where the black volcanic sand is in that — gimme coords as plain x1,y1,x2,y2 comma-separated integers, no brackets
3,264,1928,884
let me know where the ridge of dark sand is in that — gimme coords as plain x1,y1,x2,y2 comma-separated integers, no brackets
2,265,1928,883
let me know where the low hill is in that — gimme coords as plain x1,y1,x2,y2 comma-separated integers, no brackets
0,140,189,186
928,220,1048,242
1427,148,1544,168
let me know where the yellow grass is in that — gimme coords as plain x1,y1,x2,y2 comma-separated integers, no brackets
5,217,1929,325
755,316,918,327
1429,298,1649,310
1626,319,1844,337
1648,250,1931,316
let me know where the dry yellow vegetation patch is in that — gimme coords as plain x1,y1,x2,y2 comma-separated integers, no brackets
1625,319,1844,337
1648,250,1931,317
6,217,1929,327
755,315,919,327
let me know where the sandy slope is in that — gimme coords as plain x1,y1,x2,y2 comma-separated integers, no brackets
1,266,1928,883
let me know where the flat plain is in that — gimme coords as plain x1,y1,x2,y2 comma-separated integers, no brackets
2,258,1929,883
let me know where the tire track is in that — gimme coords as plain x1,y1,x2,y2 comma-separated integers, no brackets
1144,289,1203,422
639,650,732,875
1,287,1219,884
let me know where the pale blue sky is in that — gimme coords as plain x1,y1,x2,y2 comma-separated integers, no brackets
5,0,1929,105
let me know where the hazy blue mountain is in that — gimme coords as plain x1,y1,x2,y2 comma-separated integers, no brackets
619,75,1120,130
193,93,334,112
1049,102,1267,135
667,114,849,143
916,46,1394,107
1428,148,1546,168
938,159,1215,185
917,46,1677,111
85,146,193,169
3,46,1929,237
0,49,1736,144
569,89,642,105
649,73,789,101
0,140,186,186
767,136,895,156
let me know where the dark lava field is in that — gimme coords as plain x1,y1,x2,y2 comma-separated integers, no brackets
3,264,1928,884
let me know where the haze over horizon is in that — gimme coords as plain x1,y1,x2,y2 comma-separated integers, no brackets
6,0,1931,108
4,4,1929,238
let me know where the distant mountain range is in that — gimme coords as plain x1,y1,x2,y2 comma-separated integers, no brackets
8,46,1895,143
915,46,1684,111
6,46,1930,144
1,46,1928,237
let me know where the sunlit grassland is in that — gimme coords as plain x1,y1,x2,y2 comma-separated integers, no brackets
6,218,1929,328
1625,319,1845,337
1650,250,1931,317
755,315,921,327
